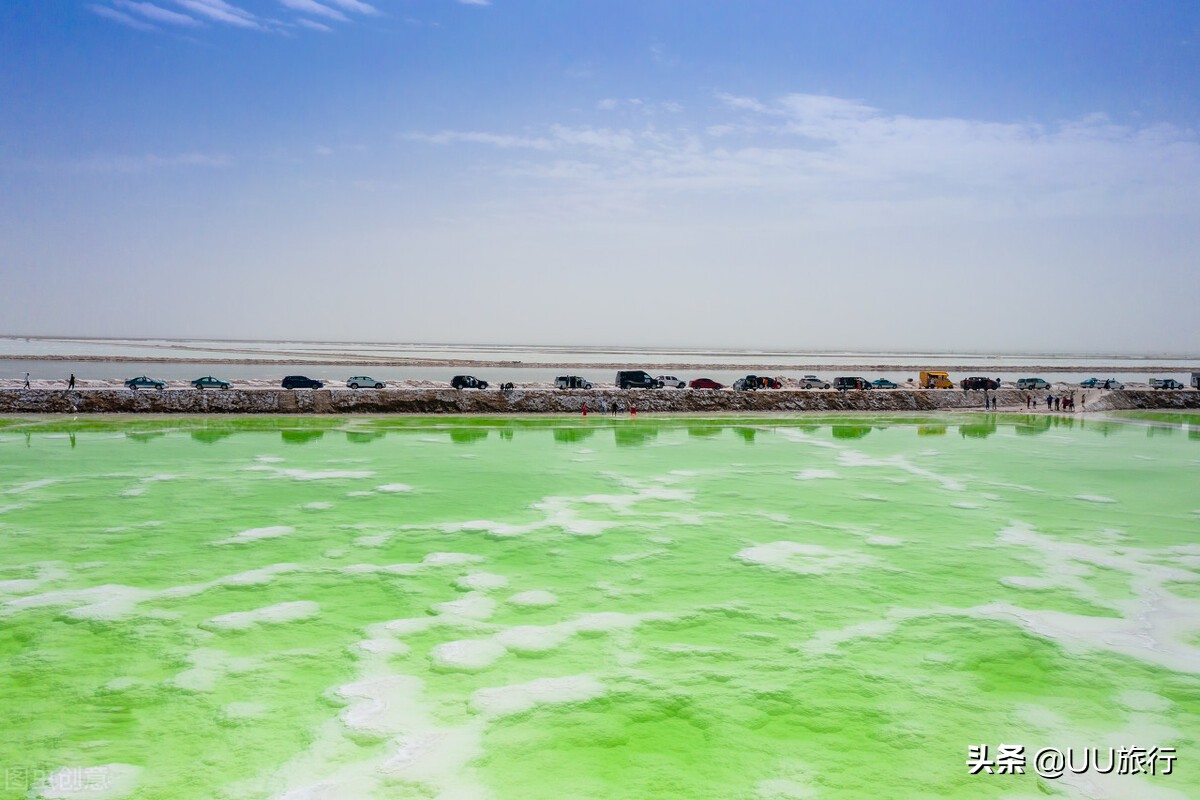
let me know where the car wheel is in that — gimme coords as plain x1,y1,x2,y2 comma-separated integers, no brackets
350,383,359,389
480,382,488,389
375,383,383,389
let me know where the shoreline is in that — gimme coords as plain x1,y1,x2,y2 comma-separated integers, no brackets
2,386,1197,415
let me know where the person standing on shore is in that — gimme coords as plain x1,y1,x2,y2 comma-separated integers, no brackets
24,372,30,389
68,373,76,390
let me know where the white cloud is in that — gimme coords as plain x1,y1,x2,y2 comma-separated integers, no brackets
114,0,200,26
458,0,491,5
407,131,555,150
296,17,333,32
90,4,158,30
170,0,260,28
324,0,378,12
279,0,348,22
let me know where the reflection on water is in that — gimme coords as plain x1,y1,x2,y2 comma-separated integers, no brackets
449,428,489,444
832,424,871,440
281,429,325,445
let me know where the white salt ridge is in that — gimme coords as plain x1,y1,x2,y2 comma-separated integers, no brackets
794,469,839,481
170,648,261,692
610,549,668,563
950,502,980,509
5,563,302,620
302,501,333,510
432,478,694,539
215,525,295,545
244,465,375,481
1075,494,1118,503
866,535,902,547
36,763,142,799
735,542,877,575
506,590,558,607
430,639,507,670
455,572,509,591
4,478,60,494
376,483,412,493
432,593,496,621
207,601,319,630
343,551,483,576
470,675,605,718
835,449,966,491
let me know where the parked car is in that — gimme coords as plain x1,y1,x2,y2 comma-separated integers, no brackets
1150,378,1186,390
1079,378,1125,389
191,376,230,390
689,378,724,390
656,375,686,388
871,379,900,389
125,376,166,390
834,377,872,391
555,376,593,389
282,375,324,389
733,375,781,391
798,375,831,389
960,377,1000,390
346,376,384,389
1016,378,1051,390
616,370,663,389
451,375,488,390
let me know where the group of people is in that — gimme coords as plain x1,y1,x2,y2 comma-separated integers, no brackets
583,400,637,417
1026,393,1079,412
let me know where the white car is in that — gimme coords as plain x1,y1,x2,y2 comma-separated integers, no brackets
798,375,831,389
656,375,686,389
346,376,384,389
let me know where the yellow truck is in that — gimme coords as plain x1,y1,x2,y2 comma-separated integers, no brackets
919,371,953,389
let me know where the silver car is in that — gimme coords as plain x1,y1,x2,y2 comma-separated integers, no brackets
798,375,831,389
346,376,385,389
656,375,686,388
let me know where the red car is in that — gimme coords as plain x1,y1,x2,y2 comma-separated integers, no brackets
689,378,724,390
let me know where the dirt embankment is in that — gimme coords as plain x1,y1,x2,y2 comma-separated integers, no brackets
1,387,1197,414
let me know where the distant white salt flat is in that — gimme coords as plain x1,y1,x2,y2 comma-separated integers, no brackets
214,525,296,545
35,763,142,799
794,469,839,481
735,541,877,575
207,600,320,630
506,590,558,607
470,675,605,718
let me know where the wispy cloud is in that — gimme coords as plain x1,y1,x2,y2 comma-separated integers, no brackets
407,92,1200,224
114,0,200,26
295,17,333,32
458,0,491,6
278,0,347,22
170,0,260,29
89,4,158,31
324,0,377,13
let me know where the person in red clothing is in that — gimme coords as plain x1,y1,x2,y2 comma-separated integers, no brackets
582,403,588,417
630,405,637,416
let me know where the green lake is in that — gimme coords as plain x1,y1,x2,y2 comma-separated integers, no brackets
1,413,1197,799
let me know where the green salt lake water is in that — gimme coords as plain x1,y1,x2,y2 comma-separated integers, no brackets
1,413,1197,800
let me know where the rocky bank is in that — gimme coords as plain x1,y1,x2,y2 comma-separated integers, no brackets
2,387,1198,414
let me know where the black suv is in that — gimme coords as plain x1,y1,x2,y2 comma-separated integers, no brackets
960,377,1000,390
616,370,663,389
451,375,489,390
834,377,872,391
281,375,324,389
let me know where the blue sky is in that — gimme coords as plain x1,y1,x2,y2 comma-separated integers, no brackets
2,1,1199,352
